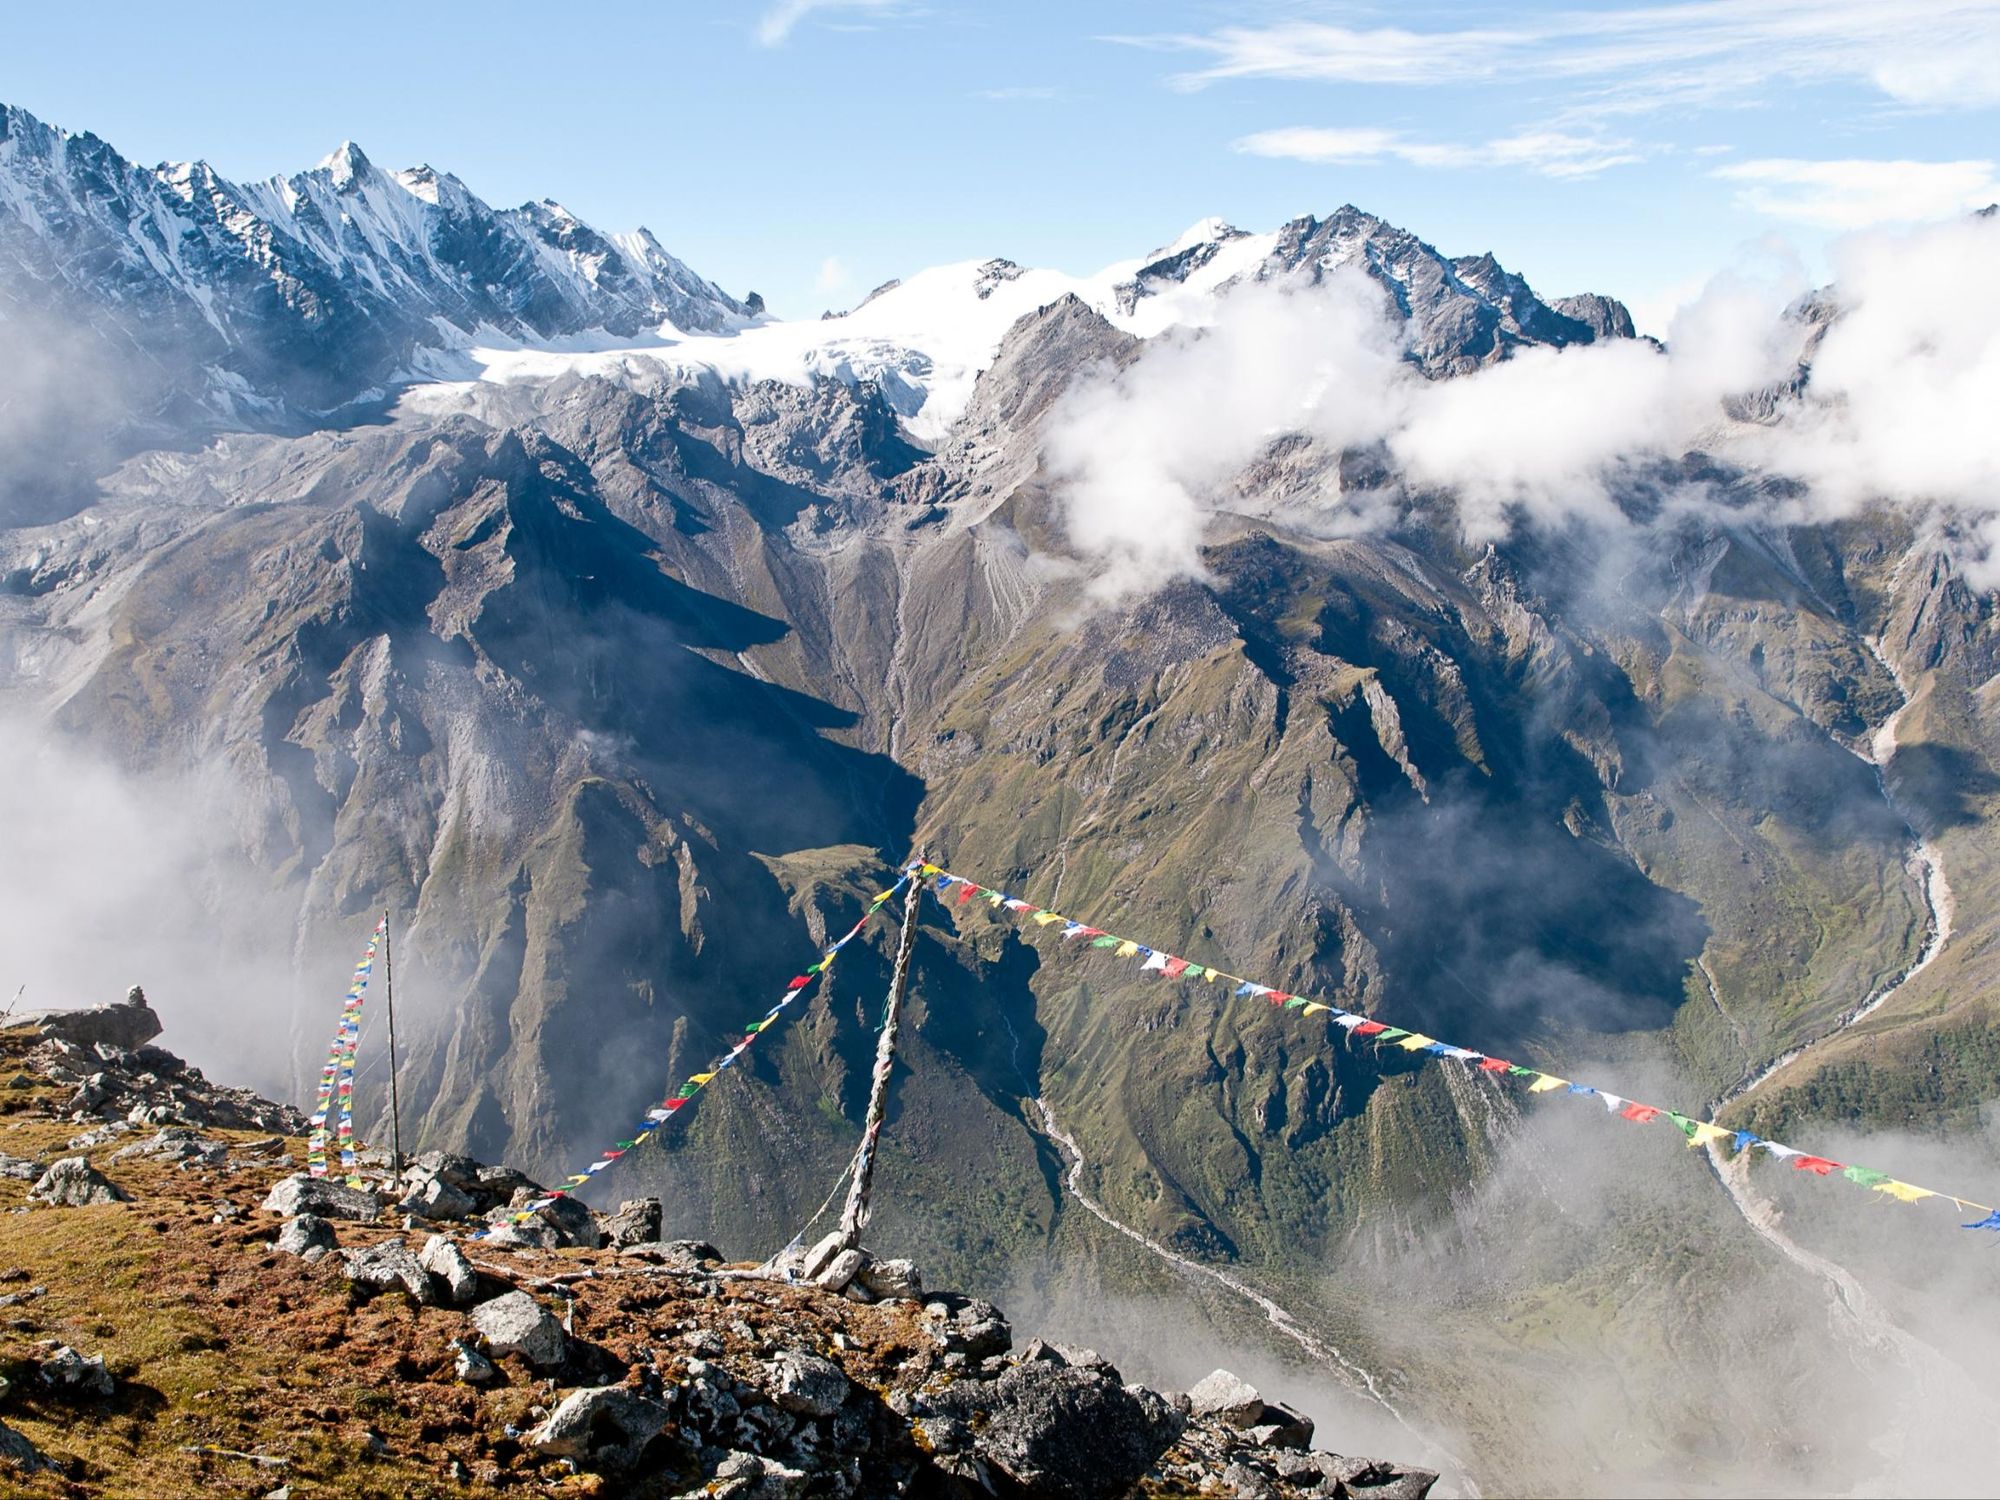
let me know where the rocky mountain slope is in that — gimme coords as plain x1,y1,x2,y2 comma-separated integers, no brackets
0,1011,1437,1497
5,99,2000,1496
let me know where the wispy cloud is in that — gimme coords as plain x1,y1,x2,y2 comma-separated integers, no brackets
1235,125,1643,179
756,0,909,47
814,255,852,293
1124,2,2000,114
1714,157,2000,227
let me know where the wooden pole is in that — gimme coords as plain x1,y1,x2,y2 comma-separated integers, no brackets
837,872,923,1250
383,909,406,1183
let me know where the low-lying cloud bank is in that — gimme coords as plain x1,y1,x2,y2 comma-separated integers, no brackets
1050,212,2000,599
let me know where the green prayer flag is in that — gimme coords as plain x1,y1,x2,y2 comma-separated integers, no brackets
1377,1028,1409,1042
1090,936,1120,949
1842,1166,1892,1188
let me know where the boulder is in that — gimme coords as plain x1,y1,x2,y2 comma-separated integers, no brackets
29,1156,128,1207
1188,1368,1266,1427
470,1290,566,1369
39,1344,115,1397
340,1241,440,1304
1244,1401,1315,1450
404,1174,477,1222
853,1256,922,1301
418,1234,479,1304
813,1248,865,1292
261,1173,381,1222
767,1349,850,1418
28,985,162,1052
529,1384,671,1471
600,1197,661,1247
453,1340,498,1385
924,1361,1184,1498
0,1152,40,1181
796,1230,847,1281
485,1193,598,1248
921,1295,1011,1358
712,1449,808,1498
405,1150,482,1193
275,1213,337,1258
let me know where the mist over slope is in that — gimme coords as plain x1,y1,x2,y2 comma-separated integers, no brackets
5,100,2000,1495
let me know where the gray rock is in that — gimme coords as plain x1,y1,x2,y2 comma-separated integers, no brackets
418,1234,479,1304
922,1295,1011,1358
853,1256,922,1300
39,1344,115,1397
470,1290,566,1368
275,1213,337,1257
601,1197,662,1247
261,1173,381,1222
29,1156,128,1207
406,1150,482,1192
339,1241,440,1304
27,987,162,1052
1244,1401,1314,1450
529,1384,671,1471
453,1340,498,1385
925,1360,1184,1499
0,1417,50,1473
711,1449,808,1499
767,1349,850,1417
813,1248,865,1292
0,1152,42,1181
1188,1368,1265,1427
796,1230,846,1282
405,1174,476,1221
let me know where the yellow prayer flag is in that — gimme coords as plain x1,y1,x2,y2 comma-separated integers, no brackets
1034,911,1065,926
1115,941,1140,957
1397,1033,1436,1051
1528,1074,1567,1093
689,1072,715,1085
1302,1003,1330,1016
1685,1121,1732,1150
1873,1180,1934,1203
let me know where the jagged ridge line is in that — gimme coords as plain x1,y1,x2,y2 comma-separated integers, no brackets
921,864,1998,1225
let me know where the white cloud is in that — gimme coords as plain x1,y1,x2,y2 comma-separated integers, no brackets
1235,125,1643,179
1044,215,2000,594
1128,2,2000,114
756,0,907,47
1715,157,2000,228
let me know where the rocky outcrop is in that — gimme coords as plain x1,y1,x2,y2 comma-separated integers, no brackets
261,1173,381,1222
468,1291,566,1369
22,985,161,1053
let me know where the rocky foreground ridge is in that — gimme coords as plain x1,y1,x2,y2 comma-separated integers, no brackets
0,1002,1437,1498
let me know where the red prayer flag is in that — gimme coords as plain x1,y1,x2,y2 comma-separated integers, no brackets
603,1150,624,1159
1268,991,1290,1006
1478,1058,1513,1073
957,884,981,904
1354,1021,1389,1035
787,975,811,990
1619,1103,1661,1123
665,1098,688,1109
1162,957,1190,979
1792,1155,1842,1175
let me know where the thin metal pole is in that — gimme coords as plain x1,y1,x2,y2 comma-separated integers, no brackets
383,909,405,1183
837,872,923,1250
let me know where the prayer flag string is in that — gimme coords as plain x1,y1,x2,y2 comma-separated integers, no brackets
918,863,1999,1231
488,870,915,1229
306,916,387,1188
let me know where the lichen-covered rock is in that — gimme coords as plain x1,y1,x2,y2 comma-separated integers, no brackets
767,1349,850,1417
340,1241,440,1304
529,1384,672,1471
29,1156,128,1207
39,1344,115,1397
470,1290,566,1368
261,1173,380,1222
921,1294,1011,1357
404,1174,476,1221
418,1234,479,1304
924,1360,1184,1498
453,1340,498,1385
853,1256,922,1301
1188,1368,1266,1426
600,1196,662,1247
274,1213,336,1258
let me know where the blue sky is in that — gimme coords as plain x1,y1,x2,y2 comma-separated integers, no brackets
7,1,1999,329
